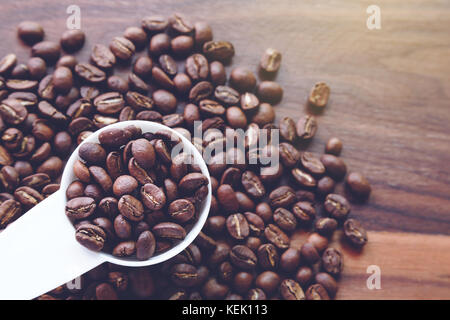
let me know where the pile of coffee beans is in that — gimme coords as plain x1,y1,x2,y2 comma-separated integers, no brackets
0,13,371,300
66,125,209,259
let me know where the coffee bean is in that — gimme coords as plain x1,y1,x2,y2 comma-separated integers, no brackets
346,172,371,199
149,33,170,56
296,115,317,140
322,248,343,275
61,29,85,52
126,91,154,110
113,241,136,257
132,138,155,169
301,152,325,176
214,85,240,105
305,283,330,300
320,154,347,180
169,13,193,34
79,142,106,165
110,37,135,60
259,48,281,74
141,183,166,211
315,272,337,298
113,175,138,197
230,245,257,270
118,195,144,222
65,197,96,220
32,41,61,62
257,243,279,270
171,36,194,56
257,81,283,104
309,82,330,108
315,217,338,236
251,102,275,126
27,57,46,79
209,61,226,86
141,15,168,33
226,213,249,240
75,63,106,83
269,186,296,208
17,21,44,44
291,168,317,188
75,224,106,252
170,263,198,287
114,214,132,239
273,207,297,232
14,186,43,207
264,224,290,249
279,117,297,142
292,201,316,223
244,212,264,236
256,271,281,294
153,222,186,240
168,199,194,223
203,41,235,62
317,176,336,196
280,279,305,300
324,193,350,220
300,242,320,264
325,137,343,156
241,171,266,199
91,44,116,69
0,199,21,229
136,231,156,260
123,27,147,49
0,99,28,125
343,218,368,247
56,55,77,70
280,248,301,272
189,81,213,103
153,89,177,114
199,99,225,116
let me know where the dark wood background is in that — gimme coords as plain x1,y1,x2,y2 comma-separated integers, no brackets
0,0,449,299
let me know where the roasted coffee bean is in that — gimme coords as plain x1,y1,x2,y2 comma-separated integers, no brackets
173,73,192,94
0,53,17,75
114,214,132,239
75,224,106,252
141,183,166,211
256,271,281,294
296,115,317,140
17,21,44,44
324,193,350,220
257,81,283,104
203,41,234,62
126,91,154,110
170,263,198,287
169,13,193,34
153,222,186,240
61,29,85,52
98,197,119,219
343,218,368,247
251,102,275,126
65,197,96,220
14,186,43,207
239,92,259,112
110,37,135,60
226,213,249,240
123,27,147,49
133,56,153,78
317,176,336,196
189,81,213,103
346,172,371,199
179,172,208,192
325,137,343,156
291,168,316,188
130,138,155,170
21,173,51,190
113,241,136,257
1,128,23,150
118,195,144,222
73,160,91,183
37,75,56,100
37,156,63,178
308,233,329,253
159,54,178,77
168,199,194,223
79,142,106,165
8,91,38,108
322,248,343,275
162,114,184,128
38,101,67,123
260,48,281,73
301,152,325,176
280,248,301,272
309,82,330,108
0,199,21,228
0,99,28,125
257,243,279,270
11,64,29,79
6,79,38,91
14,161,33,179
214,85,240,105
241,171,266,199
113,175,138,197
269,186,296,208
315,272,338,298
149,33,171,56
230,245,257,270
142,15,168,33
66,181,85,200
292,201,316,223
185,53,209,81
26,57,46,80
216,184,239,213
75,63,106,83
99,128,131,148
279,142,300,168
264,224,289,249
315,217,338,236
84,184,103,202
56,55,77,70
32,41,61,62
91,44,116,69
280,279,305,300
153,89,177,114
273,207,297,232
136,231,156,260
94,92,125,115
306,283,330,300
128,157,155,185
300,242,320,264
230,67,256,93
279,117,297,142
202,278,229,300
128,73,149,93
199,99,225,116
320,154,347,180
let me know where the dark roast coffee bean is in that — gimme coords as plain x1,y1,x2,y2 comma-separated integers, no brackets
296,115,317,140
322,248,343,275
291,168,316,188
300,242,320,264
128,73,149,93
309,82,330,108
216,184,239,213
279,117,297,142
56,55,77,70
171,263,198,287
17,21,44,44
65,197,96,220
260,48,282,73
230,245,257,270
114,214,132,239
79,142,106,165
280,248,301,272
257,243,279,270
32,41,61,62
214,85,239,105
153,222,186,240
264,224,290,249
75,63,106,83
6,79,38,91
241,171,266,199
226,213,249,240
159,54,178,77
346,172,371,199
243,212,264,235
60,29,85,52
315,272,338,298
189,81,213,103
126,91,154,110
123,27,147,49
230,67,256,93
185,54,209,81
141,183,166,211
315,217,338,236
132,138,155,169
21,173,51,190
99,128,131,148
317,176,336,196
91,44,116,69
14,186,43,207
306,284,330,300
136,231,156,260
168,199,194,223
113,175,137,197
250,103,275,126
273,207,297,232
280,279,305,300
128,157,155,185
320,154,347,180
141,15,168,33
118,195,144,222
169,13,193,34
75,224,106,252
152,89,177,114
257,81,283,104
269,186,296,208
113,241,136,257
203,41,235,62
0,199,21,229
66,181,85,200
0,99,28,125
279,142,300,168
343,218,368,247
110,37,135,60
324,193,350,220
149,33,171,56
292,201,316,223
179,172,208,193
94,92,125,115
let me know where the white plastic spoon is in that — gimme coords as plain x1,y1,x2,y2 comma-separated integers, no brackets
0,120,211,300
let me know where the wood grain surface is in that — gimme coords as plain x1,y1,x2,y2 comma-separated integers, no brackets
0,0,449,299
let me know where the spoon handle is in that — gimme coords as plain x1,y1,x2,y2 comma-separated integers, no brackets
0,190,104,300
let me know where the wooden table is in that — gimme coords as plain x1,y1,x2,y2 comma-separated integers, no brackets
0,0,449,299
